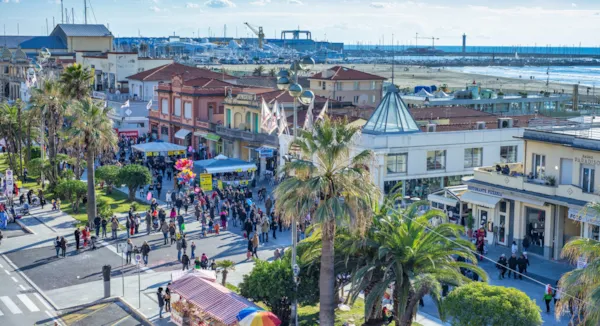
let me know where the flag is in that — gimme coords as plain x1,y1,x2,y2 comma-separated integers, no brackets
104,100,108,108
278,103,289,136
303,98,315,130
121,100,130,109
146,99,153,110
316,99,328,121
266,101,279,134
260,99,273,132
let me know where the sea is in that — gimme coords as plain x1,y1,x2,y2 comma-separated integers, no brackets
448,66,600,88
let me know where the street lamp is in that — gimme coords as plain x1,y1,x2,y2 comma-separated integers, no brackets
277,55,314,326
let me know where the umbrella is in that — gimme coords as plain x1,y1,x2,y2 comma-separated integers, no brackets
237,308,281,326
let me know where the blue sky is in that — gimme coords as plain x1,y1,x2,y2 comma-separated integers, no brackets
1,0,600,46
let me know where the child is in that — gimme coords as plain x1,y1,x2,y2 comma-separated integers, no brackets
56,198,61,211
208,219,214,234
194,257,201,269
51,199,57,211
214,222,220,235
200,221,207,238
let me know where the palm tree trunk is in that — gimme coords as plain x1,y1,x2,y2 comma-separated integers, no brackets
393,277,410,326
222,270,228,286
319,220,336,326
86,153,96,227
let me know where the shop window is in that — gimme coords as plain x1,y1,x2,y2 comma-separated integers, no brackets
500,145,517,163
464,147,483,168
532,154,545,179
371,81,376,90
525,207,545,256
427,150,446,171
387,153,407,174
226,109,232,128
384,180,402,195
582,166,595,193
499,200,507,213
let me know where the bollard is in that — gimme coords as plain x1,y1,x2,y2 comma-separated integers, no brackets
102,265,112,298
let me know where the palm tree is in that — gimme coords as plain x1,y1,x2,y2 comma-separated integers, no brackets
69,98,117,226
139,42,149,57
60,63,92,101
216,260,236,286
360,202,486,326
275,117,379,326
0,102,23,176
253,65,265,76
556,237,600,325
268,68,277,77
30,81,67,187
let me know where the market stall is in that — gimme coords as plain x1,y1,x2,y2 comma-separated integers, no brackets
131,142,187,158
194,155,257,191
168,274,263,326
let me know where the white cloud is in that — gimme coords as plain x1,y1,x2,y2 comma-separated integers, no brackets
2,0,10,3
250,0,270,5
571,3,577,7
152,0,160,3
13,0,20,3
149,5,161,12
370,1,395,9
287,0,302,4
186,2,201,8
205,0,236,8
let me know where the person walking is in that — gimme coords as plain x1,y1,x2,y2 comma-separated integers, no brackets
60,236,67,257
507,253,518,279
181,252,190,270
176,237,183,261
145,211,152,235
101,218,108,238
271,216,278,240
554,281,561,307
177,214,185,233
265,196,272,216
125,216,131,239
517,253,528,279
161,222,169,245
157,287,165,319
251,233,259,259
496,254,507,279
169,222,176,245
129,215,136,236
74,228,81,250
164,285,172,312
135,214,141,234
166,190,172,209
511,241,518,254
93,215,101,237
54,236,61,258
111,216,119,240
181,234,188,255
544,284,553,313
190,241,196,259
522,237,530,253
82,227,90,248
261,217,270,243
126,239,134,264
141,241,151,266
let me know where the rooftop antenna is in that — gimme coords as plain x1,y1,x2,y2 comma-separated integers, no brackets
72,8,75,23
46,18,49,35
65,9,68,24
391,33,395,85
61,0,64,24
84,0,87,24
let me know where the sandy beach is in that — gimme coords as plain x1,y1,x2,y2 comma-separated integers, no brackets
222,64,576,95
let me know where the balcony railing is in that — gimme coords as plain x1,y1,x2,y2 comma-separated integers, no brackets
215,125,278,146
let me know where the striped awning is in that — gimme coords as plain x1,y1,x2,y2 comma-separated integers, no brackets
169,274,260,325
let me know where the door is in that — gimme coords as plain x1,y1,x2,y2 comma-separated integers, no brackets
560,158,573,185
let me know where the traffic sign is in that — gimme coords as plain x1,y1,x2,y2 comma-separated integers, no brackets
117,243,127,253
135,254,142,264
5,170,14,194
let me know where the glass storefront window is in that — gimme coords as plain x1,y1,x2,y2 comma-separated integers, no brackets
406,177,442,198
499,215,506,244
525,207,545,255
384,180,402,194
591,225,600,241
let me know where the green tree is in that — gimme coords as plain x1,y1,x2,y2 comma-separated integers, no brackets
443,282,542,326
118,164,152,201
253,65,265,76
239,258,319,325
556,237,600,324
215,260,236,286
54,179,87,212
268,68,277,77
0,102,25,177
275,117,379,326
96,165,121,194
358,202,486,326
60,63,93,100
139,42,149,56
69,98,117,226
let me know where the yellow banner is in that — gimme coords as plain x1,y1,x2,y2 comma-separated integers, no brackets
235,168,243,173
200,173,213,191
240,180,248,185
15,181,22,188
217,180,223,190
168,151,174,155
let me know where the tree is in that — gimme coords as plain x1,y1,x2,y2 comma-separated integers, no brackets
60,63,93,100
69,98,117,226
54,179,87,212
556,237,600,325
239,258,319,325
359,202,486,326
275,117,379,326
443,282,542,326
139,42,149,57
253,65,265,76
268,68,277,77
0,102,25,178
96,165,121,194
118,164,152,201
215,260,236,286
165,45,172,56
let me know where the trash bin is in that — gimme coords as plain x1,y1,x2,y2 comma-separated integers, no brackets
102,265,111,298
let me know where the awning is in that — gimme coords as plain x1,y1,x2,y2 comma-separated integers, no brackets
503,194,545,207
174,129,192,140
460,191,501,209
194,131,208,137
427,194,458,207
204,133,221,142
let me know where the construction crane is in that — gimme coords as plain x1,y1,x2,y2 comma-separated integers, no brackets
415,33,440,49
244,22,265,49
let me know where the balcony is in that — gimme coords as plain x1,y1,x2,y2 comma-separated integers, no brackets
473,163,558,196
215,125,279,147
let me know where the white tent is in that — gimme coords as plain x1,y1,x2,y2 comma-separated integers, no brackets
131,142,187,154
194,155,257,174
434,91,450,98
415,89,433,97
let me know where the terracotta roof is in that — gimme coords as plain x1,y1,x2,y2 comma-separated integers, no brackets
310,66,386,81
126,62,236,81
183,77,237,88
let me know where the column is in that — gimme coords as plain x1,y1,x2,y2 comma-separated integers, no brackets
260,157,267,177
545,204,555,259
554,206,565,259
233,140,241,159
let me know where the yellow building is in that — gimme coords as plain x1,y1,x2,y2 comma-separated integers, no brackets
50,24,113,53
463,122,600,259
309,65,386,107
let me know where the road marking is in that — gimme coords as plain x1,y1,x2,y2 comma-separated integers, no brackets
11,276,18,283
34,293,53,311
4,269,10,275
140,266,153,274
45,310,63,326
19,285,27,291
0,296,22,314
17,294,40,312
0,263,3,268
0,307,3,316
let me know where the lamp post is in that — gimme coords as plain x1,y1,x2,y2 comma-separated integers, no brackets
276,56,315,326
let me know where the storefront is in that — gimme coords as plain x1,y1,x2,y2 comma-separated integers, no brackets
569,207,600,241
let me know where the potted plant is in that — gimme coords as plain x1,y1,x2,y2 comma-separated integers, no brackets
497,91,504,99
466,213,474,237
544,175,557,186
519,91,528,98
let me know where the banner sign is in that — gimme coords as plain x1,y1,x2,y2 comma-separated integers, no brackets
200,174,213,191
5,169,13,194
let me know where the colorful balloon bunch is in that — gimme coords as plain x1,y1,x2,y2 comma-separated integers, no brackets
175,158,193,171
177,169,196,185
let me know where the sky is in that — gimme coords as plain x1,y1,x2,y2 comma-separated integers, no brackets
1,0,600,47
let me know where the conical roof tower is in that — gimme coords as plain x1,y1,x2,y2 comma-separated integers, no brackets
362,85,420,134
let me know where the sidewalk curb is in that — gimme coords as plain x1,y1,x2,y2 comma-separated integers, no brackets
1,253,62,311
15,219,35,235
116,296,154,326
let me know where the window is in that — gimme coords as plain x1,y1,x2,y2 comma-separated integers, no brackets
427,150,446,171
532,154,545,179
161,126,169,135
354,81,360,90
464,148,483,168
322,82,326,90
173,98,181,116
582,166,595,193
371,81,376,90
387,153,407,173
161,98,169,115
336,96,343,101
500,145,518,163
184,102,192,119
335,82,342,91
353,95,359,103
226,109,232,128
371,95,376,103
